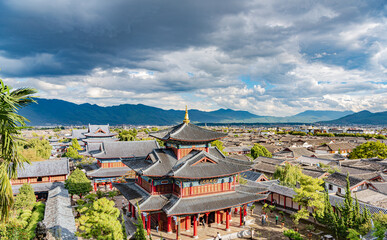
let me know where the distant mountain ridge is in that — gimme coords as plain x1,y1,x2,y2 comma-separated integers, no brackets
19,98,357,126
319,110,387,125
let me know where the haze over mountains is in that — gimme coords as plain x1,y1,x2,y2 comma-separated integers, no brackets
18,98,385,126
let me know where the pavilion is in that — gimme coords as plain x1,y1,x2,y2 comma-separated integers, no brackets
114,107,269,238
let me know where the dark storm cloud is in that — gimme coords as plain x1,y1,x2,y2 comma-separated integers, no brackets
0,0,386,115
0,0,247,77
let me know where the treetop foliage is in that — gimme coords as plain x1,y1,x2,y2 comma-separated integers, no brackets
18,138,52,161
13,183,36,210
250,143,272,159
77,197,123,240
349,141,387,159
65,169,92,197
273,163,302,187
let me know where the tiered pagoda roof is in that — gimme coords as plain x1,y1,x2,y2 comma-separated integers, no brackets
122,147,252,179
114,181,269,215
150,123,226,142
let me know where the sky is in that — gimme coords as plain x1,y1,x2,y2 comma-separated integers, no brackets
0,0,386,117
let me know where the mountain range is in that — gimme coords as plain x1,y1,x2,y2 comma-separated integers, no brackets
319,110,387,125
17,98,384,126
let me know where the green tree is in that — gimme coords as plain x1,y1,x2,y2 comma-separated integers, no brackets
293,174,324,224
211,140,228,155
77,198,123,240
250,143,272,159
65,169,92,198
134,203,147,240
13,183,36,210
71,138,82,150
273,163,302,187
372,211,387,240
0,217,29,239
349,141,387,159
64,146,82,159
316,174,371,239
0,80,36,221
18,138,52,161
118,129,138,141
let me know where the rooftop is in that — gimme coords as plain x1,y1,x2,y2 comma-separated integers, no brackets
150,122,227,142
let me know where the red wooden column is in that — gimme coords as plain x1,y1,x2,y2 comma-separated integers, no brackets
216,211,220,225
167,216,172,234
239,206,243,226
226,210,230,231
147,214,151,234
271,193,273,203
193,215,198,238
142,214,146,229
185,216,190,231
205,213,209,227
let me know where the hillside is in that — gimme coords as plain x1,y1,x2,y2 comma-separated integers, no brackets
319,110,387,125
18,98,356,126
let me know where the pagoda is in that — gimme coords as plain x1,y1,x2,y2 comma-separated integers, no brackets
114,107,269,238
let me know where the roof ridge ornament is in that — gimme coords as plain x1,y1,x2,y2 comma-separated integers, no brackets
183,105,190,124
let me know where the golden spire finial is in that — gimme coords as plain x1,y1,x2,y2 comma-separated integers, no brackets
183,105,190,124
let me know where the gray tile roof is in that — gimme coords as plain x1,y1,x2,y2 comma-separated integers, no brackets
268,183,387,215
240,171,264,182
324,172,365,188
268,184,296,198
16,159,70,178
163,189,269,215
150,123,226,142
370,182,387,195
88,124,110,134
43,186,77,240
87,167,132,178
92,140,159,159
329,194,387,215
124,147,252,178
12,182,64,194
70,129,87,139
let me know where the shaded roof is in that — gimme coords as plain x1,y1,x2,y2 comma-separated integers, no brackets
325,172,365,188
240,171,265,182
224,146,251,153
268,184,296,198
43,186,77,240
12,182,64,194
123,147,251,179
17,159,70,178
163,186,269,215
329,194,387,215
88,124,110,134
149,123,226,142
296,156,336,166
87,167,132,178
370,182,387,195
92,140,159,159
273,147,315,159
354,189,387,208
70,129,87,139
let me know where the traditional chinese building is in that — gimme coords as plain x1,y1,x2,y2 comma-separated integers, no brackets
87,140,159,191
70,124,118,153
114,108,269,238
11,159,70,199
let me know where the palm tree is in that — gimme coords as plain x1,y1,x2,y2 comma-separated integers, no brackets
0,80,36,221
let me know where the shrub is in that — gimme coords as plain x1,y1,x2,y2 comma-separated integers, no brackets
283,229,304,240
25,202,45,239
